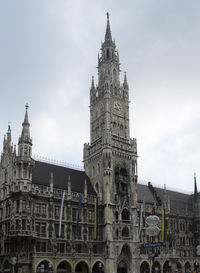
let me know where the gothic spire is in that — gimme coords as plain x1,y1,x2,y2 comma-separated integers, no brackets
123,72,128,88
21,103,30,140
6,123,11,147
91,76,95,90
105,12,112,42
194,172,198,195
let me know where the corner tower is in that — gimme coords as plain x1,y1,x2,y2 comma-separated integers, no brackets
84,14,139,273
16,104,34,191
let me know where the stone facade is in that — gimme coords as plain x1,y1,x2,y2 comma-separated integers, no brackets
0,14,200,273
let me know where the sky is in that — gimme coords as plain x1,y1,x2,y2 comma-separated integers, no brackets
0,0,200,193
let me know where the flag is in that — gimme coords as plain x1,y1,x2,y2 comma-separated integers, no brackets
76,194,83,237
59,191,65,237
162,208,165,242
94,197,97,239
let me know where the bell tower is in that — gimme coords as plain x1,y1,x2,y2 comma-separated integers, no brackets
84,14,139,273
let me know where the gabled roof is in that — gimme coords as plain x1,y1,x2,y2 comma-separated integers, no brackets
32,160,96,195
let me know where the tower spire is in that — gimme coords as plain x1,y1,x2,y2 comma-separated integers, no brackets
21,103,30,139
105,12,112,42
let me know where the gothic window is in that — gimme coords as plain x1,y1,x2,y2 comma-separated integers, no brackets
93,166,95,176
41,204,46,215
121,209,130,222
23,167,27,178
95,183,99,194
22,219,26,230
72,208,77,221
122,226,129,238
116,229,119,238
35,203,40,214
41,223,46,236
120,125,124,137
6,204,10,217
20,146,23,156
72,225,76,239
106,48,110,59
113,122,117,135
115,211,119,222
22,200,26,212
24,145,28,156
55,205,60,218
113,69,117,82
55,223,59,237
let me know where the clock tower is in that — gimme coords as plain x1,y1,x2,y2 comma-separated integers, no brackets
84,13,139,273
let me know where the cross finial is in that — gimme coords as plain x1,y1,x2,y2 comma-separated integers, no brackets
106,12,109,20
25,103,29,110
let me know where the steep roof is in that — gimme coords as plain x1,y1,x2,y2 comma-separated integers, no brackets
32,160,96,195
137,183,193,214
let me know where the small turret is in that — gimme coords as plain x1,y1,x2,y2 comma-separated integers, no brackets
123,72,129,100
6,124,12,148
16,104,34,191
18,104,32,157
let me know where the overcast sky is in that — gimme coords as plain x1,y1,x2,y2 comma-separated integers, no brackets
0,0,200,193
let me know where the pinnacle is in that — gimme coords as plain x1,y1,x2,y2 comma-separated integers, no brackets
105,12,112,42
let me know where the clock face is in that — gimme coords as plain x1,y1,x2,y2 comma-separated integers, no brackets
113,102,121,112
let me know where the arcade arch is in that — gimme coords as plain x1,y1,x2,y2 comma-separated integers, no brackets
75,261,89,273
56,261,72,273
140,261,150,273
92,261,104,273
36,260,53,273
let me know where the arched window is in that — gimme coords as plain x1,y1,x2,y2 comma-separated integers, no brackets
122,209,130,222
113,122,117,135
120,125,124,137
23,168,27,179
95,183,99,193
93,166,95,176
122,226,129,238
115,211,119,221
24,145,28,156
106,48,110,59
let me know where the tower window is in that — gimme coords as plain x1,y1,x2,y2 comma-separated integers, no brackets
24,145,28,156
23,168,27,178
106,48,110,59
